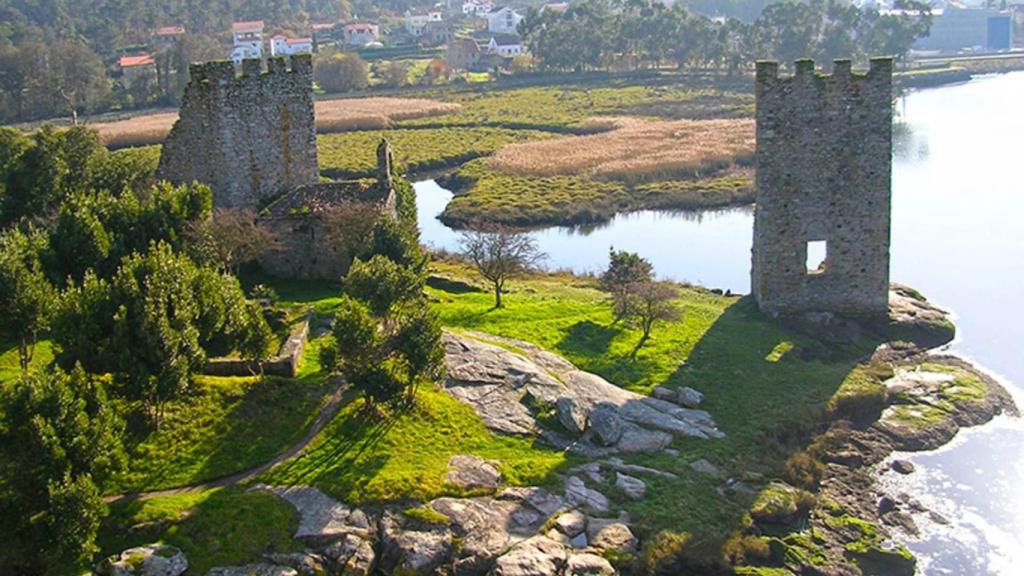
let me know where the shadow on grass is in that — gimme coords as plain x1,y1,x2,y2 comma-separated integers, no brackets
556,320,621,360
626,297,885,572
113,376,329,494
99,486,301,574
263,397,398,489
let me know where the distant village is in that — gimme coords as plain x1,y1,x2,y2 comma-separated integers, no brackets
116,0,552,91
103,0,1021,100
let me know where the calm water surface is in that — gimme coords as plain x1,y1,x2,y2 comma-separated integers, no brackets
415,71,1024,574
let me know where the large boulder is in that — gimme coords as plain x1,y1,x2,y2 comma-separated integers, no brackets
379,512,454,575
491,535,569,576
676,387,704,408
564,476,610,512
589,404,623,446
586,518,637,554
557,397,588,435
614,473,646,500
553,510,587,538
447,454,503,491
100,544,188,576
321,534,375,575
566,553,616,576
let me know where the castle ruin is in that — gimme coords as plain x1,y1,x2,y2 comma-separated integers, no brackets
751,58,893,320
157,56,319,209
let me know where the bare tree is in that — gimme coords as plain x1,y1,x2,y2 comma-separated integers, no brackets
623,281,681,354
187,208,281,274
460,226,544,309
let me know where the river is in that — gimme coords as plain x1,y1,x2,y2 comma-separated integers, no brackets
414,71,1024,575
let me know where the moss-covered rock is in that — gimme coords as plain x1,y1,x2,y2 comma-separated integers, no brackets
750,482,816,527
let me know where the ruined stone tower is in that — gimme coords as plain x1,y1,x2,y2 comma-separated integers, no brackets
157,56,319,209
751,58,893,320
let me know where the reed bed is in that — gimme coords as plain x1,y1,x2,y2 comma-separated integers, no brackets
486,117,755,182
93,97,461,148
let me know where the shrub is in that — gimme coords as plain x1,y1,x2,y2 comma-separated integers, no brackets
782,450,826,490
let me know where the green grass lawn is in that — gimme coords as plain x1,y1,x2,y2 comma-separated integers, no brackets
0,338,54,385
440,159,754,227
260,385,569,503
99,487,301,574
107,375,331,494
317,127,555,179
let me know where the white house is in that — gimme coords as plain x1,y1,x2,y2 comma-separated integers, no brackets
344,22,381,46
405,8,443,36
486,33,523,56
463,0,494,15
231,20,264,63
270,35,313,57
487,7,523,34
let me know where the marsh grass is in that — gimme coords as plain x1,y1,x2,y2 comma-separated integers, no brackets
487,118,755,183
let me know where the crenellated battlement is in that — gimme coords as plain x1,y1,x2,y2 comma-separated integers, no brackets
750,56,894,320
755,57,893,93
187,54,313,85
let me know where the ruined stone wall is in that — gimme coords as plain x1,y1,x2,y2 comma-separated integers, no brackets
751,58,893,319
258,182,397,280
157,56,319,209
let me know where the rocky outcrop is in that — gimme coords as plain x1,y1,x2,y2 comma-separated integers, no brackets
442,331,722,456
379,512,454,575
885,284,955,349
99,544,188,576
256,485,370,543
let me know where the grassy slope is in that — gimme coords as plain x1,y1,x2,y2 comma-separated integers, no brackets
99,487,301,574
260,385,569,503
109,375,330,494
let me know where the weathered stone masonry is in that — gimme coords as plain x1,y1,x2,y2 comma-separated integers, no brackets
157,56,319,209
751,58,893,320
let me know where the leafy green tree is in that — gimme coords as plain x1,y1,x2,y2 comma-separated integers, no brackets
0,366,126,573
344,254,425,317
360,216,425,270
601,248,654,322
52,242,269,426
314,51,369,93
0,227,57,371
394,306,445,400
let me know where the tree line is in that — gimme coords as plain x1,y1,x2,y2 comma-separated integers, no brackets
519,0,933,73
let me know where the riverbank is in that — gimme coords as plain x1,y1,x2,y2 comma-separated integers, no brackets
437,162,755,229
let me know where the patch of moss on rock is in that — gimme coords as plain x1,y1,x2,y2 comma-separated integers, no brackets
750,482,816,527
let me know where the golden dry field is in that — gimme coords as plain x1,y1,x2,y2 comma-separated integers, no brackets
93,97,461,148
486,117,755,182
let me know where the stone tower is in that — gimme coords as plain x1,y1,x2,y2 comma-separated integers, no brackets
157,55,319,209
751,58,893,320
